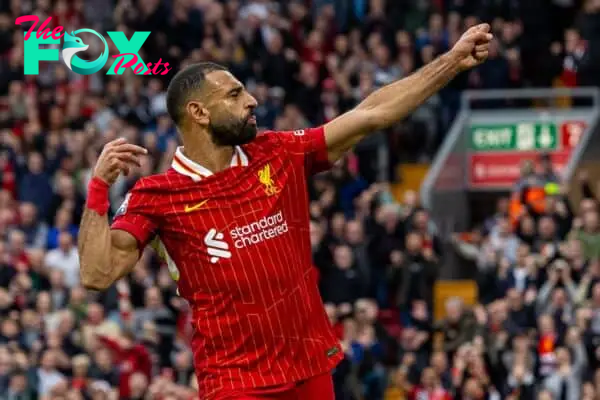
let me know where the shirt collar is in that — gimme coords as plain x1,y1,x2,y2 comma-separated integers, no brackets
171,146,248,181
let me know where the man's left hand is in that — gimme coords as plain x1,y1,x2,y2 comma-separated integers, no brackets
450,23,494,71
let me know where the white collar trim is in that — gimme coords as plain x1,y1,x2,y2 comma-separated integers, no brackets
171,146,248,181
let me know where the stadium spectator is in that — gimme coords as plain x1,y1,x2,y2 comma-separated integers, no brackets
44,231,79,288
436,297,477,356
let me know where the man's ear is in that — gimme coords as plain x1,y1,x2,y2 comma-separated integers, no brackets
186,101,210,126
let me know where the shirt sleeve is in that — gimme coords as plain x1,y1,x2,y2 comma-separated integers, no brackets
271,126,331,176
110,186,158,248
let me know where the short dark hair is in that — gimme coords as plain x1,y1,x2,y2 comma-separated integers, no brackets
166,62,228,126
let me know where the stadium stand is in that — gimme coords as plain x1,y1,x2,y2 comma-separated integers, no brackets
2,0,600,399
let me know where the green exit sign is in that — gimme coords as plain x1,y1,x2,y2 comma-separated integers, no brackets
470,123,558,152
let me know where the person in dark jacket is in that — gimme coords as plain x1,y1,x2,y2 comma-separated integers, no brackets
320,245,368,305
394,232,438,308
506,288,536,334
435,297,478,356
18,152,52,220
502,362,537,400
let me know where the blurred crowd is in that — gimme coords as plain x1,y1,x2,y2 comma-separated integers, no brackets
2,0,599,165
441,156,600,400
1,0,600,399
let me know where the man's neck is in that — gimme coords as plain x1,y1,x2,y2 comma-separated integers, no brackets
182,134,235,174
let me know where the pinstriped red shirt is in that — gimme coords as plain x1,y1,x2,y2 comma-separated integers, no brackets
111,127,342,399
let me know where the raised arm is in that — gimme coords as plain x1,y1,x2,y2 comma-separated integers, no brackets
323,24,493,162
78,138,147,291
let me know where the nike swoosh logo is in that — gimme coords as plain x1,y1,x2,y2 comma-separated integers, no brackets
184,199,209,213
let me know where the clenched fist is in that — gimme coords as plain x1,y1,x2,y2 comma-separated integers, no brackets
450,23,494,71
93,138,147,185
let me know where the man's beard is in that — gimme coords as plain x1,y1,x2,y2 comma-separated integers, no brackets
209,116,257,146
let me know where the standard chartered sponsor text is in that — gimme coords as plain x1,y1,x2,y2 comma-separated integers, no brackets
230,211,288,248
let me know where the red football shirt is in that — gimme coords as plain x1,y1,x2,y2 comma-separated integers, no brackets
111,127,343,398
